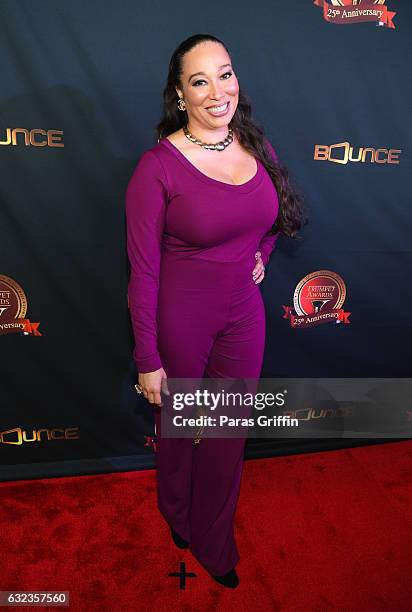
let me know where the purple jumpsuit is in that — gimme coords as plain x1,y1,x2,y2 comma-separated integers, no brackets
125,136,280,576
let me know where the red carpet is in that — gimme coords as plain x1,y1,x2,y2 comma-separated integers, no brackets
1,441,411,611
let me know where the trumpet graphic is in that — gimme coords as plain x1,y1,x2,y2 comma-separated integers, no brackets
329,1,386,6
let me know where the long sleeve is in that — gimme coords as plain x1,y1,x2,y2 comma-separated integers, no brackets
257,137,281,266
125,150,168,373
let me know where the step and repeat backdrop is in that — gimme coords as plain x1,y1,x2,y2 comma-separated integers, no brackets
1,1,410,479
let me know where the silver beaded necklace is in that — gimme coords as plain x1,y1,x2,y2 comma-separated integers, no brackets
183,124,234,151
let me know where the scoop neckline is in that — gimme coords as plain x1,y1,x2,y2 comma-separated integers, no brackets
159,137,263,193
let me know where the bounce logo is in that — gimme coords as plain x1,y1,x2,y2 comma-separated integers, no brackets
0,275,42,336
313,0,396,29
314,142,401,165
282,270,351,329
0,427,79,445
0,128,64,147
284,405,353,421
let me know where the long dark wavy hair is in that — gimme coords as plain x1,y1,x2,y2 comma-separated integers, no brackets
155,33,307,241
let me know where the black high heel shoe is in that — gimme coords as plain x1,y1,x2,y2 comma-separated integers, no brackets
170,527,189,549
211,567,239,588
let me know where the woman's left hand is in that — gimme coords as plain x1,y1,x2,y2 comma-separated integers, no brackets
253,251,265,284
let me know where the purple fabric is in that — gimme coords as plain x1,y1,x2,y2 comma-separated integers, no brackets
125,136,280,373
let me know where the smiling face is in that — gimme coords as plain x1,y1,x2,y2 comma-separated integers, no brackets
175,40,239,138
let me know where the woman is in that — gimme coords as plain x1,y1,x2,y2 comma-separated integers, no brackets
126,33,305,588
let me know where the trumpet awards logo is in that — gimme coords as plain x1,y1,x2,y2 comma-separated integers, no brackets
0,275,42,336
314,0,396,29
282,270,351,328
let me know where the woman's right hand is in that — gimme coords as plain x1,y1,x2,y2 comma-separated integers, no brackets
137,368,169,407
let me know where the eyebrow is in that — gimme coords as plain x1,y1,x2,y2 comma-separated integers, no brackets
188,64,232,82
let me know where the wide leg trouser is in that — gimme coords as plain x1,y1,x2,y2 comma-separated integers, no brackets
153,255,266,576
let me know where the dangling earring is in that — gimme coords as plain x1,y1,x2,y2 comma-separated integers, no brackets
177,97,186,111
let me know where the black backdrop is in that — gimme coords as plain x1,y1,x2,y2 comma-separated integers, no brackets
1,1,411,480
